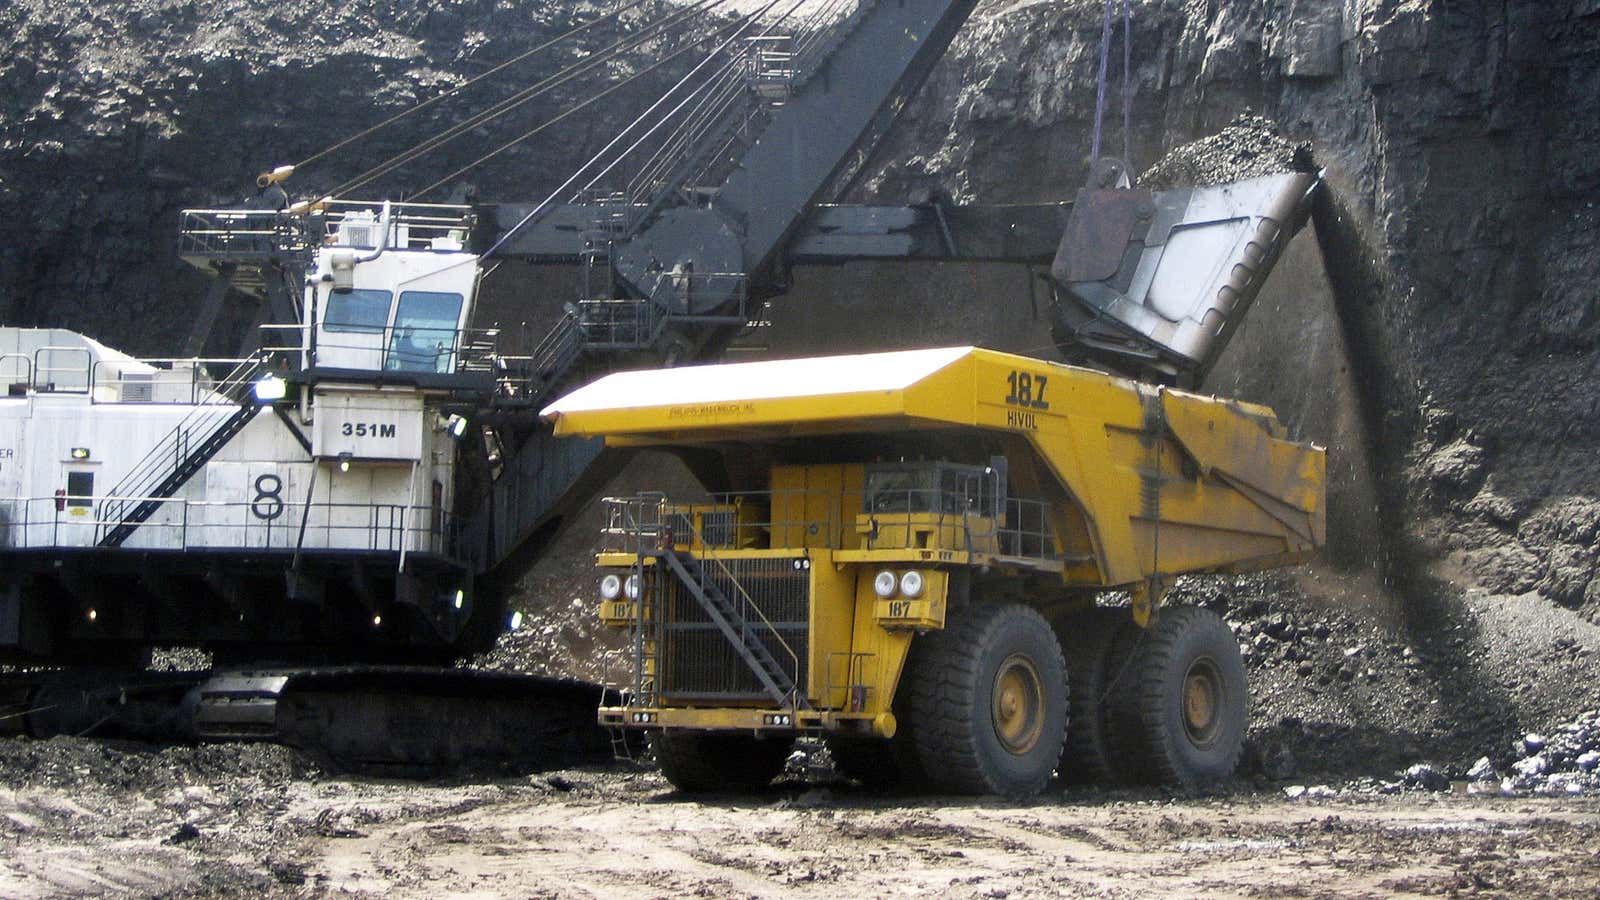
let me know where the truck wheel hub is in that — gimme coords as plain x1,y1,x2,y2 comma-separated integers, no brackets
992,654,1044,755
1182,658,1222,747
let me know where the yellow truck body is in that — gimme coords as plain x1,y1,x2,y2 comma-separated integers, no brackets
542,346,1325,792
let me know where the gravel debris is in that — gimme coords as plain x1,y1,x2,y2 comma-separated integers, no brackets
1489,710,1600,795
1138,112,1314,190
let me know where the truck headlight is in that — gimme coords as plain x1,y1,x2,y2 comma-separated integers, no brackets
624,574,642,600
873,570,898,599
899,570,925,598
600,574,623,600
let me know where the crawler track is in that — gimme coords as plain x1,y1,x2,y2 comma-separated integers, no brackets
0,667,617,776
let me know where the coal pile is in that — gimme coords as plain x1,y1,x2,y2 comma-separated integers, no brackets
1138,113,1313,190
469,453,702,687
1168,567,1600,784
1175,570,1458,779
0,735,317,795
1275,712,1600,799
469,597,630,686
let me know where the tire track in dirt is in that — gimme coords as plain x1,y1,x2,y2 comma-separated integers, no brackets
303,783,1600,899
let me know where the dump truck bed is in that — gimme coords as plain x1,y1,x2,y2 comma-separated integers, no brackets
543,346,1325,588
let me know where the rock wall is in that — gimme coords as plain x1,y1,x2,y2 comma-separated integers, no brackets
2,0,1598,620
849,0,1600,620
0,0,681,354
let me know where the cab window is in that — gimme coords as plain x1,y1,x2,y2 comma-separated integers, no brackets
324,289,393,333
864,462,997,516
386,291,463,373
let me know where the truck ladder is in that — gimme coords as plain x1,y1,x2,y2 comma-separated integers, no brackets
630,554,660,712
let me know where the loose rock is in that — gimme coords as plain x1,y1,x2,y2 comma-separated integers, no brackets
1138,113,1312,190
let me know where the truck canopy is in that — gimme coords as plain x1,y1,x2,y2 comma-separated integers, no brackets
543,347,1325,587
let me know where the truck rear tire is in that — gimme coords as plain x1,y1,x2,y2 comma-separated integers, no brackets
1055,607,1138,784
1129,606,1247,788
1100,615,1157,784
904,603,1067,796
651,730,795,793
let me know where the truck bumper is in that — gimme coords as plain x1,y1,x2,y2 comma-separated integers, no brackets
599,705,896,738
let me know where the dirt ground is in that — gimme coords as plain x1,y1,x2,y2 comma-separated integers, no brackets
1,751,1597,899
6,528,1599,899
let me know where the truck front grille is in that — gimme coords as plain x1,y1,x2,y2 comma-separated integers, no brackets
656,557,809,701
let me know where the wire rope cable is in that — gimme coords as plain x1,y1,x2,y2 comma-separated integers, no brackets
290,0,658,174
330,0,732,198
411,10,753,200
482,0,795,260
1090,0,1133,167
570,0,811,200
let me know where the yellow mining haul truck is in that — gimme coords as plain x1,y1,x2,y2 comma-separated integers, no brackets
542,346,1325,795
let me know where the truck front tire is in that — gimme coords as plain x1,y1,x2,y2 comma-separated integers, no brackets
651,730,794,793
904,603,1067,796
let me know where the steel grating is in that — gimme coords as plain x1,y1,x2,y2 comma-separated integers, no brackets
654,557,809,700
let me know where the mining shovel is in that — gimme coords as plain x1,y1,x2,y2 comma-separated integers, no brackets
1051,157,1321,387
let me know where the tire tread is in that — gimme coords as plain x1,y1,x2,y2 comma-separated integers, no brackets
1057,607,1133,784
905,603,1067,795
652,730,793,793
1134,606,1246,789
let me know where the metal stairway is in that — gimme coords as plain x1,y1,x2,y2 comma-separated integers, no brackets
657,548,805,708
524,310,586,407
98,358,267,548
515,193,656,411
580,190,629,302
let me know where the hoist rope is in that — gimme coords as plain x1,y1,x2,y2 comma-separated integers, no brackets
330,0,727,198
1089,0,1133,166
1121,0,1131,165
572,53,745,198
412,10,753,200
330,0,732,198
481,0,791,260
1089,1,1112,162
291,0,657,172
570,0,811,199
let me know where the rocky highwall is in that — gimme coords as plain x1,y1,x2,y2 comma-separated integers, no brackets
848,0,1600,620
1,0,1597,617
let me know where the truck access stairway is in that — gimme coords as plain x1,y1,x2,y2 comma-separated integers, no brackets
98,357,267,548
657,548,807,709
